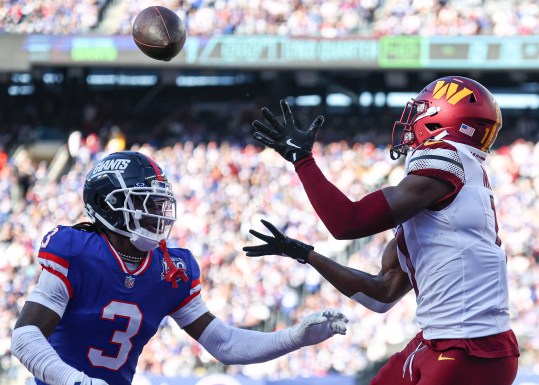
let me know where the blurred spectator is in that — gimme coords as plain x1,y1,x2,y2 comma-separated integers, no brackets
105,125,126,153
1,0,537,36
0,0,102,34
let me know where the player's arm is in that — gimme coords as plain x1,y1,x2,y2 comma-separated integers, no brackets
15,300,60,337
174,301,347,365
251,100,455,240
243,220,411,312
293,158,453,239
308,237,411,311
11,271,108,385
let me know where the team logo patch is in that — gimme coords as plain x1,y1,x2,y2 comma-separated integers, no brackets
459,123,476,137
124,275,135,288
161,256,186,281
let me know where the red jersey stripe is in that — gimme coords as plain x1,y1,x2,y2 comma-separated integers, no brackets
42,265,74,298
38,251,69,269
169,291,201,314
396,226,419,297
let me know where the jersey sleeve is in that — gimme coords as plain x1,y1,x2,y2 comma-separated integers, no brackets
37,226,77,298
26,269,70,317
168,249,204,317
406,140,465,208
170,295,209,328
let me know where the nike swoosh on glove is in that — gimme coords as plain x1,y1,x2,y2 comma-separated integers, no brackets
289,309,348,348
251,99,323,163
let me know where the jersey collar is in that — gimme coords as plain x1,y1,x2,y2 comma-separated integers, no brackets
101,234,152,275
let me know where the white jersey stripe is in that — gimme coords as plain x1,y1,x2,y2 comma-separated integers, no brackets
38,258,68,278
190,284,202,295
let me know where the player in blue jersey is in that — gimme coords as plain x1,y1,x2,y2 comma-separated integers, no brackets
11,151,348,385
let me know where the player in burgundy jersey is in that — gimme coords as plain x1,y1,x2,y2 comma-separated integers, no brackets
247,76,519,385
11,151,348,385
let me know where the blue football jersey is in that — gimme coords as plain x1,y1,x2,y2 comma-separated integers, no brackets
35,225,203,385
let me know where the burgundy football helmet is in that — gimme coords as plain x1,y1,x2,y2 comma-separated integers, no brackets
390,76,502,159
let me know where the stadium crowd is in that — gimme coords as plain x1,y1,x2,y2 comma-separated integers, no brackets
0,119,538,381
1,0,538,36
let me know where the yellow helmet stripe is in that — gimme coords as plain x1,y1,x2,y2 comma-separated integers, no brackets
481,103,502,151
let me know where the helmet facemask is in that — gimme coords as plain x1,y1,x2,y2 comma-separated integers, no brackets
390,99,443,160
101,175,176,251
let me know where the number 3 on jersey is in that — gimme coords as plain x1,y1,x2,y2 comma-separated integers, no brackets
88,301,142,370
41,227,59,248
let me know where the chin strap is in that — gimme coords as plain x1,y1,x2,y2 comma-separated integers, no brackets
159,240,188,288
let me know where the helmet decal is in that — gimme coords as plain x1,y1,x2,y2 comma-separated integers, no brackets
91,159,131,177
140,153,164,181
480,102,502,151
458,123,476,137
432,80,474,105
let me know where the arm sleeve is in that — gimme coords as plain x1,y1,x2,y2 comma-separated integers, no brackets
11,325,82,385
294,155,396,239
27,270,70,318
195,318,297,365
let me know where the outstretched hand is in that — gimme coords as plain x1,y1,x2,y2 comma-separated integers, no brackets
243,219,314,264
251,99,324,163
290,309,348,348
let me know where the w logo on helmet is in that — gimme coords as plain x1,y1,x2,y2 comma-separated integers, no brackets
432,80,474,105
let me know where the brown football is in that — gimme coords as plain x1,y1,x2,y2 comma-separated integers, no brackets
132,6,186,62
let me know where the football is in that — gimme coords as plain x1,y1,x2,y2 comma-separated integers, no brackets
132,6,186,62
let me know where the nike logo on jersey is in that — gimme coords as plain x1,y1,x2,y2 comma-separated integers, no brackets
286,139,301,148
438,353,455,361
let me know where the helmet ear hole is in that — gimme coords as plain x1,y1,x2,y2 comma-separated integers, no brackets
425,123,442,131
96,195,112,212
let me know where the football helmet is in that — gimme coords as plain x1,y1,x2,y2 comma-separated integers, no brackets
83,151,176,251
390,76,502,159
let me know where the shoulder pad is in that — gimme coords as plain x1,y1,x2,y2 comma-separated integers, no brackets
407,140,465,185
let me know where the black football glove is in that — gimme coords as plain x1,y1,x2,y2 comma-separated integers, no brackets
251,99,324,163
243,219,314,264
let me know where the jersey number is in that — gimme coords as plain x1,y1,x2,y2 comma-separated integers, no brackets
40,227,59,248
88,301,143,370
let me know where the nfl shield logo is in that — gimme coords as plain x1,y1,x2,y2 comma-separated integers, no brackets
124,275,135,288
